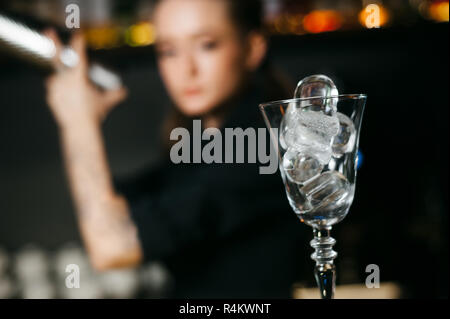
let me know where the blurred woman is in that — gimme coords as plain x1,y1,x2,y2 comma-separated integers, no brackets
44,0,307,298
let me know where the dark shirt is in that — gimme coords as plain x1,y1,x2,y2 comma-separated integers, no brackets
114,75,309,298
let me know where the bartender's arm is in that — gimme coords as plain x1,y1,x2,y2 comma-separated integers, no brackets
44,30,142,270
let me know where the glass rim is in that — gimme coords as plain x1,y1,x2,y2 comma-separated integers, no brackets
258,93,367,109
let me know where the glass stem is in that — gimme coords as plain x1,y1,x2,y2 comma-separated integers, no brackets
310,227,337,299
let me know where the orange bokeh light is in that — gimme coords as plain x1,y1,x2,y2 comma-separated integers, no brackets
429,1,449,22
302,10,342,34
84,26,121,50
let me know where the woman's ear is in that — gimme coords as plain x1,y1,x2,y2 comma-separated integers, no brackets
245,31,268,71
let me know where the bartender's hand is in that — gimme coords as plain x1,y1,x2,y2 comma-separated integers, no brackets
43,29,127,129
42,30,141,271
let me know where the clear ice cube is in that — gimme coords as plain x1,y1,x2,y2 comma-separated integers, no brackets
294,74,339,115
301,171,351,210
332,112,356,157
286,141,332,165
281,110,339,165
279,114,289,151
283,178,313,212
282,148,323,184
292,110,340,140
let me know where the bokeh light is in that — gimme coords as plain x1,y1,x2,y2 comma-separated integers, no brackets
125,22,155,47
303,10,342,34
428,1,449,22
84,26,121,50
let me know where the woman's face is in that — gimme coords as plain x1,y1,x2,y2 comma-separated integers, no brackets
153,0,254,117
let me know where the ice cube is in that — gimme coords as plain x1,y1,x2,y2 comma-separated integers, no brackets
285,140,332,165
282,148,323,184
279,114,288,151
281,110,339,165
301,171,351,209
281,102,298,129
332,112,356,157
283,177,313,212
292,109,340,140
294,74,339,115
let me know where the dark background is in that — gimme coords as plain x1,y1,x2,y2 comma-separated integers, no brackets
0,3,448,298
